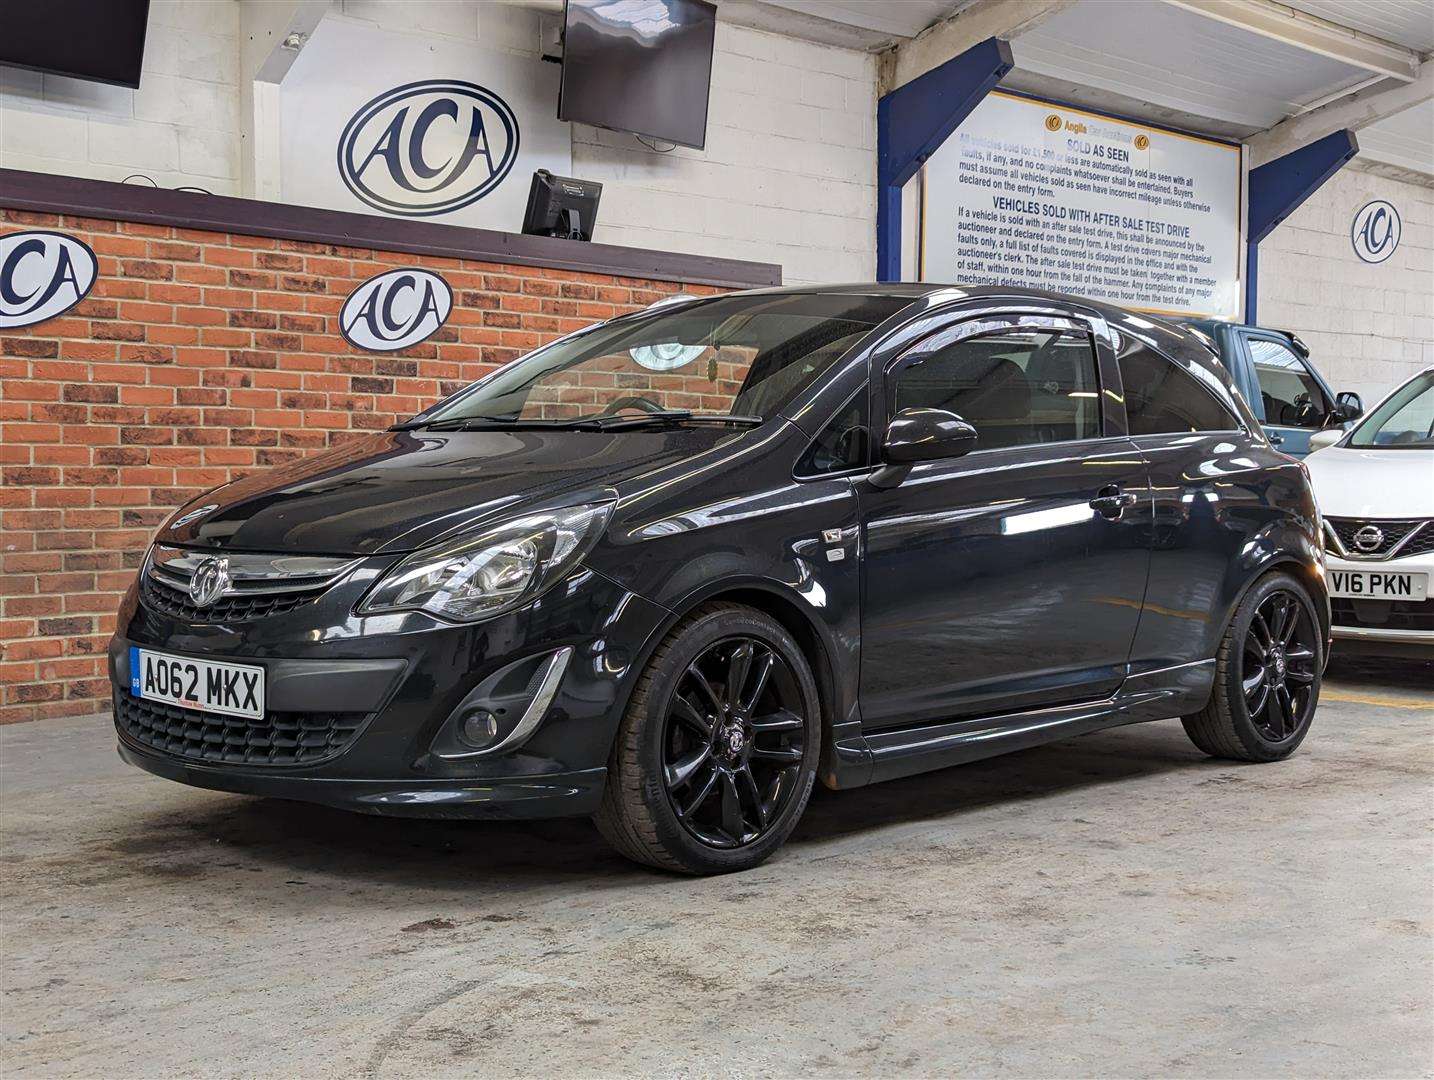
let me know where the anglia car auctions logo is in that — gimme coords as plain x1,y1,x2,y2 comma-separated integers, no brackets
0,231,98,329
337,79,520,217
340,268,453,352
1351,200,1400,264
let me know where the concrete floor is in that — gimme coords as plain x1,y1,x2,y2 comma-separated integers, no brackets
2,657,1431,1078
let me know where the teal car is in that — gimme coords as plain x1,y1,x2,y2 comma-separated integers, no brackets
1181,320,1363,457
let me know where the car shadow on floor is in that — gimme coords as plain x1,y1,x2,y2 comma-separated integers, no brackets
1325,653,1434,689
108,719,1222,893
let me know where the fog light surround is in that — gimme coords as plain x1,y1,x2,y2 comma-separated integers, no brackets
430,647,574,760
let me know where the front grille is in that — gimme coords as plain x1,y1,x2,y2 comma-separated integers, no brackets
1401,528,1434,558
1331,598,1434,633
116,693,368,766
139,545,358,624
141,573,322,624
1326,517,1429,559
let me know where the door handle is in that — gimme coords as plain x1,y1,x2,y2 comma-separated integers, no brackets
1090,485,1138,518
1267,432,1284,445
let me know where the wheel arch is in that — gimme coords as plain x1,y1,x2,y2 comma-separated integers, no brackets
1225,550,1331,651
623,577,847,757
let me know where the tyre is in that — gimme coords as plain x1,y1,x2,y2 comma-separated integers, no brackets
595,603,820,874
1182,571,1323,762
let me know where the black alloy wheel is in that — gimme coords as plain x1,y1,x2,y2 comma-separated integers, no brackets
661,637,807,849
595,603,820,874
1182,571,1323,762
1240,589,1318,741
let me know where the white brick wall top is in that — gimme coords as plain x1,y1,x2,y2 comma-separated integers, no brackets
0,0,241,192
1257,167,1434,402
574,22,877,284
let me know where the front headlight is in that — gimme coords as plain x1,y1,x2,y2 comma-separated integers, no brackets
358,502,613,622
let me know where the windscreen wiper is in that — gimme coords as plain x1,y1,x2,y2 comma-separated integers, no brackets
390,416,544,431
558,410,765,431
392,411,766,433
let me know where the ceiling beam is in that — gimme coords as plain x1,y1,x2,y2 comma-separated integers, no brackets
1247,61,1434,167
1164,0,1421,83
715,0,906,51
880,0,1074,95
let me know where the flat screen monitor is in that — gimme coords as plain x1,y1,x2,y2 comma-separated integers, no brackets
522,170,603,242
0,0,151,89
558,0,717,151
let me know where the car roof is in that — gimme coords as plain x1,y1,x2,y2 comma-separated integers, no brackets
698,282,1241,413
733,281,1194,328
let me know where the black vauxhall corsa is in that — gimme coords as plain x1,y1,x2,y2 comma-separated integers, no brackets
111,285,1331,874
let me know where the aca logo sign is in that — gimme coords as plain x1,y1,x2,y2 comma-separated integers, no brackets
1351,200,1400,264
0,231,98,329
340,268,453,352
337,80,520,218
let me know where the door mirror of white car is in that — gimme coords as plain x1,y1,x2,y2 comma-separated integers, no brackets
1308,428,1343,452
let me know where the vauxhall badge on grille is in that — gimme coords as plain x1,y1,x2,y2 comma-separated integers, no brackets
189,557,231,608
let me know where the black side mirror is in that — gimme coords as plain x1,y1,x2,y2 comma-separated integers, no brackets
1331,391,1363,424
882,408,978,464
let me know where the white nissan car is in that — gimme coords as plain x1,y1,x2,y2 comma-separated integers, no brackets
1306,367,1434,658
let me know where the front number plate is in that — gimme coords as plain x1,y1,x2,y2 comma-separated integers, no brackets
1329,570,1428,601
129,647,265,719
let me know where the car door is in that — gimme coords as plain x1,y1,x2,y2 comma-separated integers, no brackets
856,310,1152,730
1112,328,1273,670
1241,331,1333,457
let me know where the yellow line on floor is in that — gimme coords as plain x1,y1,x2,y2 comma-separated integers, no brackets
1322,689,1434,710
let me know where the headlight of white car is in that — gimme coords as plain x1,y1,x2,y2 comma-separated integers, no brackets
358,502,613,622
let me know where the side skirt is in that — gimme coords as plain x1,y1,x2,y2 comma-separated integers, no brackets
830,658,1215,789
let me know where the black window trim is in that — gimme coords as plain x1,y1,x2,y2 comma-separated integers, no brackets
792,384,872,482
878,310,1123,459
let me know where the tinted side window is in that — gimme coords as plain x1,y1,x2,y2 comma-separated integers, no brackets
1248,338,1330,429
1117,344,1240,435
798,393,868,475
892,328,1101,450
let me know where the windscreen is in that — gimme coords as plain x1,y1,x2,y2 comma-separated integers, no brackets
1346,371,1434,449
424,293,911,424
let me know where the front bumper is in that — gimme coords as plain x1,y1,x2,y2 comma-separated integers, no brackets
109,562,671,818
1326,551,1434,657
116,738,607,819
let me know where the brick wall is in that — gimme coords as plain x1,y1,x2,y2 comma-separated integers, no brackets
0,208,724,723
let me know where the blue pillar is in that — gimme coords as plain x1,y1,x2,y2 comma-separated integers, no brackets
1244,129,1358,324
876,37,1013,282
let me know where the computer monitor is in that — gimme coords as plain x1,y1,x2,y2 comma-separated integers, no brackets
521,170,603,242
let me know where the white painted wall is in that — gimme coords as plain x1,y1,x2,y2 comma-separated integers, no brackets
572,21,876,284
320,2,877,283
0,0,241,193
0,0,875,283
1257,167,1433,402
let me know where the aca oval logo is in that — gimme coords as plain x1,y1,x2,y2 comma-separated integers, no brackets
1351,200,1400,264
340,268,453,352
0,231,98,329
337,80,520,218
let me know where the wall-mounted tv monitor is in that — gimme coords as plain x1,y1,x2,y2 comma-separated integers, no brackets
0,0,151,89
558,0,718,151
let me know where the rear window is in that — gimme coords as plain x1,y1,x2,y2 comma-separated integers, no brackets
1117,340,1240,435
